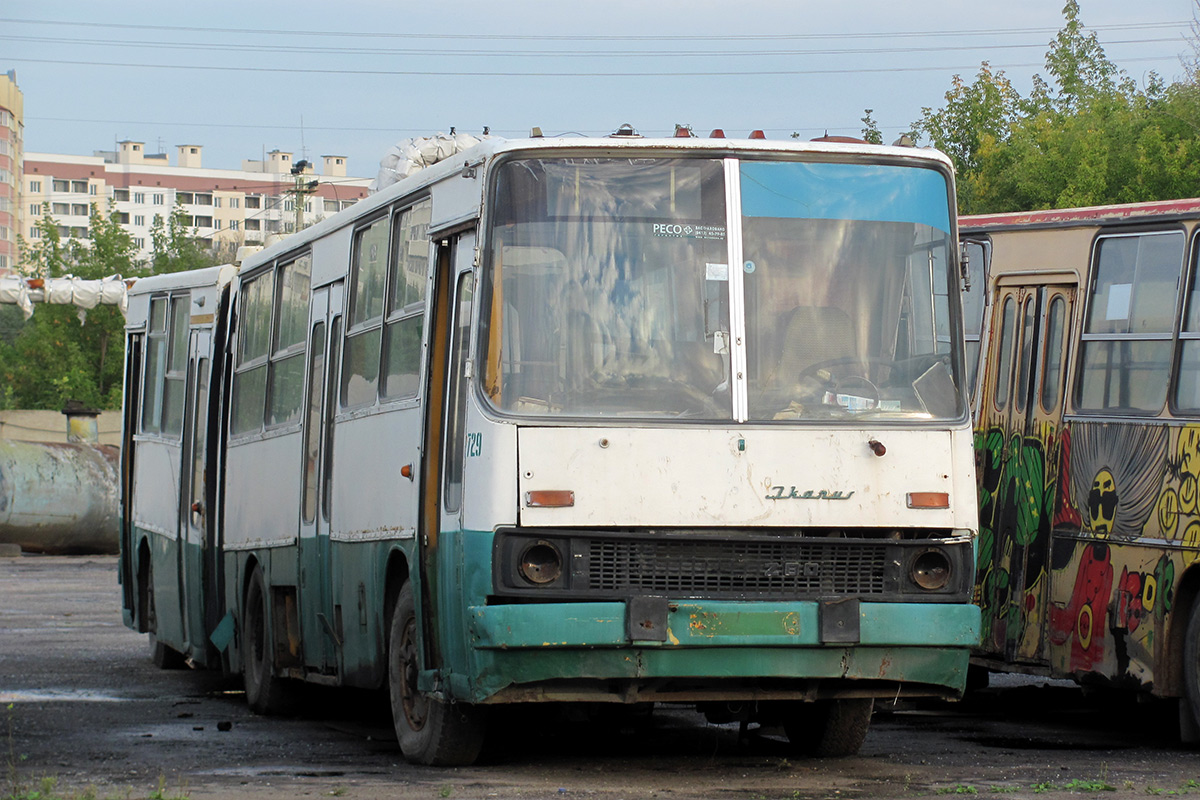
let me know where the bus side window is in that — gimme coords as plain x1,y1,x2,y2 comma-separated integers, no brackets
1014,295,1036,413
267,255,311,427
383,199,432,400
1077,232,1183,413
141,293,189,438
962,240,988,399
444,272,475,514
302,321,326,525
1176,239,1200,411
232,270,275,435
141,296,168,434
1040,295,1067,413
342,216,390,408
993,296,1016,410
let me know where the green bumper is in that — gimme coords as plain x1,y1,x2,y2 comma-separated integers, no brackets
462,600,980,701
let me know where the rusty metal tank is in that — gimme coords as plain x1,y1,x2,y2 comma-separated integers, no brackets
0,439,120,554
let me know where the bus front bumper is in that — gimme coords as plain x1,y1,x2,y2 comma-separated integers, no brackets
462,600,980,703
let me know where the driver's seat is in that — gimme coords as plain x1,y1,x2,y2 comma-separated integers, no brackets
775,305,858,381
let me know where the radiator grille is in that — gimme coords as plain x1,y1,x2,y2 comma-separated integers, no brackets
585,538,888,597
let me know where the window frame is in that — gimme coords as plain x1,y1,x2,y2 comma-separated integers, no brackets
1074,228,1186,416
992,295,1017,412
230,249,313,437
1170,227,1200,415
381,198,433,401
340,212,391,409
339,194,434,411
265,254,313,429
138,291,191,440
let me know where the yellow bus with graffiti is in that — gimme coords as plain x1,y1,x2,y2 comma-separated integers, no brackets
962,197,1200,738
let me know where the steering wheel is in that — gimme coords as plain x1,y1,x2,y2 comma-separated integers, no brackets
797,357,886,409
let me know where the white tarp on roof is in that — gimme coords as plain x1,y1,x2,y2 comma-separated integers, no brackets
0,275,129,320
371,132,484,193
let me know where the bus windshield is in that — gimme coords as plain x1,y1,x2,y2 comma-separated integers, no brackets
483,155,961,422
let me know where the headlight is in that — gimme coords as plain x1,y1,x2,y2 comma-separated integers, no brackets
910,548,952,591
518,540,563,585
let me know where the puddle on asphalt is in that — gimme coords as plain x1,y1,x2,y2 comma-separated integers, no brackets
0,689,125,703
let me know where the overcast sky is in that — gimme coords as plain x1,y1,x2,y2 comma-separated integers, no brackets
4,1,1195,180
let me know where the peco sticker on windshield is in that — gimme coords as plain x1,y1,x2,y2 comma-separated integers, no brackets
651,223,725,240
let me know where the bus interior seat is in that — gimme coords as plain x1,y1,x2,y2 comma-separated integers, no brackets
776,305,858,381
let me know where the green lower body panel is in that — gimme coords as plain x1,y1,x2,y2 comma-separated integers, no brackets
464,600,980,703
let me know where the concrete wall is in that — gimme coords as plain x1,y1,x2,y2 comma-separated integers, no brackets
0,410,121,445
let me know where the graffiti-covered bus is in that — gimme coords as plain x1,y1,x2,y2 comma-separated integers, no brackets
120,130,980,765
962,197,1200,738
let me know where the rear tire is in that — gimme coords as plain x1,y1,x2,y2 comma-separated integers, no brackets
243,566,295,715
388,583,485,765
783,698,873,757
1182,594,1200,743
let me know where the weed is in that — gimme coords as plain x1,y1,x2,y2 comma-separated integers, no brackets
145,774,188,800
1064,778,1116,792
1032,782,1059,794
330,788,348,798
438,786,453,799
935,786,978,795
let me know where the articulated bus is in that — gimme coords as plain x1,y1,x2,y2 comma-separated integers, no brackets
962,198,1200,738
120,131,980,765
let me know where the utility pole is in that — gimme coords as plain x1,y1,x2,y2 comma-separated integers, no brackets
289,159,318,233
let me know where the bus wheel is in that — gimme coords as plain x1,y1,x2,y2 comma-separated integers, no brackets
243,566,295,715
1183,594,1200,740
782,698,873,757
388,584,485,766
145,562,186,670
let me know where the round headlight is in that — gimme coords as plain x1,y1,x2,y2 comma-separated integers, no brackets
518,540,563,585
911,548,952,591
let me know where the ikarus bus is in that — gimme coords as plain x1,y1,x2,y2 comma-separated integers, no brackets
119,129,981,766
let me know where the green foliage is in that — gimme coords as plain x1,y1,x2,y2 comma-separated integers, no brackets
911,1,1200,214
1062,777,1115,792
1,201,218,411
149,203,219,275
860,109,884,145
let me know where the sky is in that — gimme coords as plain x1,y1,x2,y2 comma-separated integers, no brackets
3,0,1196,181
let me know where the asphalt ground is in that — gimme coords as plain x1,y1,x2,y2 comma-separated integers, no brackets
3,555,1200,800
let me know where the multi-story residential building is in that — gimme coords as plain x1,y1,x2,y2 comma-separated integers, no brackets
0,71,23,272
22,141,370,265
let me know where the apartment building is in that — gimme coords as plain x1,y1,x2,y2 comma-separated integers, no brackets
0,71,23,272
23,141,370,264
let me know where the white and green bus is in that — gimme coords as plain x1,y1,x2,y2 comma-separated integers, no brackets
120,130,980,765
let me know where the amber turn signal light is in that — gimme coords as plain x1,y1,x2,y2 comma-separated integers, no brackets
907,491,950,509
526,490,575,508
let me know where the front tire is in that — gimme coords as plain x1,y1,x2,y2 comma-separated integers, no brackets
782,698,873,757
388,583,485,765
243,566,295,714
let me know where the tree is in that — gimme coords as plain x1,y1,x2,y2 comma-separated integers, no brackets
912,1,1200,213
149,202,220,275
860,109,883,145
1042,0,1119,114
0,203,140,410
910,63,1021,214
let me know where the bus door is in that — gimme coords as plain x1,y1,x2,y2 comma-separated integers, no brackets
299,283,341,674
420,231,475,669
981,277,1076,664
179,328,211,660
